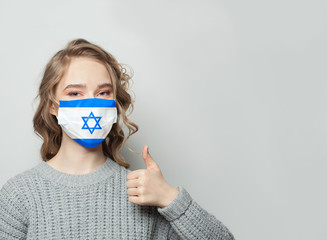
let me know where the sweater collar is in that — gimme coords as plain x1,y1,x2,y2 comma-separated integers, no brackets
34,158,120,187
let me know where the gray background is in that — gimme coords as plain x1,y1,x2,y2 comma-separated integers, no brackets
0,0,326,239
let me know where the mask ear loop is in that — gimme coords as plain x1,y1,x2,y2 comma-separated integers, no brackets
52,100,60,118
54,100,60,108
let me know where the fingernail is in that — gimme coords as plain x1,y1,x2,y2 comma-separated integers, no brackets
147,145,149,153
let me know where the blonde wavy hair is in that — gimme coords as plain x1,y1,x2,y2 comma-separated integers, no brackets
33,38,138,168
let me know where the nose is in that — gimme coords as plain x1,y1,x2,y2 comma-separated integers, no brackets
84,91,96,99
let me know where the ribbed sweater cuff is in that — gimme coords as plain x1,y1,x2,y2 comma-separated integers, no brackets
157,186,192,222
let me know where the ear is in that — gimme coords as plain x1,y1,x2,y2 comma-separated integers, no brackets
49,101,58,117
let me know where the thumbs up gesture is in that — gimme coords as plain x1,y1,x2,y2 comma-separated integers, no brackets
126,145,179,208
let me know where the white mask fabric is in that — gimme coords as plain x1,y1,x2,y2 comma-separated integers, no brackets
56,98,117,148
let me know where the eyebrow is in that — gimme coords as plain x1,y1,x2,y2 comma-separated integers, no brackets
63,83,113,91
96,83,113,90
64,84,86,90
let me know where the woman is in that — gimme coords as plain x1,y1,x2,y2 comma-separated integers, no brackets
0,38,234,239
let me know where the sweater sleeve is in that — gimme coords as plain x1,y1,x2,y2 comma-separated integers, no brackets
0,179,28,240
157,186,235,240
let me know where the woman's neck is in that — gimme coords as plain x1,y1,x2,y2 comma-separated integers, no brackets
46,132,107,175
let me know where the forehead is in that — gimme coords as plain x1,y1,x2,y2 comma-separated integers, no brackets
59,57,112,87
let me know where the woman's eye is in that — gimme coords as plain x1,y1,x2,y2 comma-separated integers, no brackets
99,91,110,96
68,92,81,96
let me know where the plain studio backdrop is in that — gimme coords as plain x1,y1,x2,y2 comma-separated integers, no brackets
0,0,326,239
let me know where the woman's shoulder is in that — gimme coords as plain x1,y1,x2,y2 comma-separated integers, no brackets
111,159,132,177
0,165,35,218
0,164,37,191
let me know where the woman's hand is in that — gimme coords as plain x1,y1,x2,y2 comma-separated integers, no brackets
126,145,179,208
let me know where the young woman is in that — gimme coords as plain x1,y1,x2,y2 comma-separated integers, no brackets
0,38,234,239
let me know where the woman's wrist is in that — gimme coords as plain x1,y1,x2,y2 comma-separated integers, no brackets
159,185,179,208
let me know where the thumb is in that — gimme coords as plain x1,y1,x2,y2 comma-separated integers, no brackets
142,145,159,170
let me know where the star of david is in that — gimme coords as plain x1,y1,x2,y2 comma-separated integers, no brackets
81,111,102,134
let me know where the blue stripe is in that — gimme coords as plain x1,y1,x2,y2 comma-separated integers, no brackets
59,98,116,108
73,138,104,148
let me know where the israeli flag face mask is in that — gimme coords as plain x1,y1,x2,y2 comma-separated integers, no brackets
56,98,117,148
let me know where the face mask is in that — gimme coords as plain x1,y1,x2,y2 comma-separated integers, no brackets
56,98,117,148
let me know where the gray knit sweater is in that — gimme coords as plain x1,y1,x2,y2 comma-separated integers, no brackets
0,158,234,239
